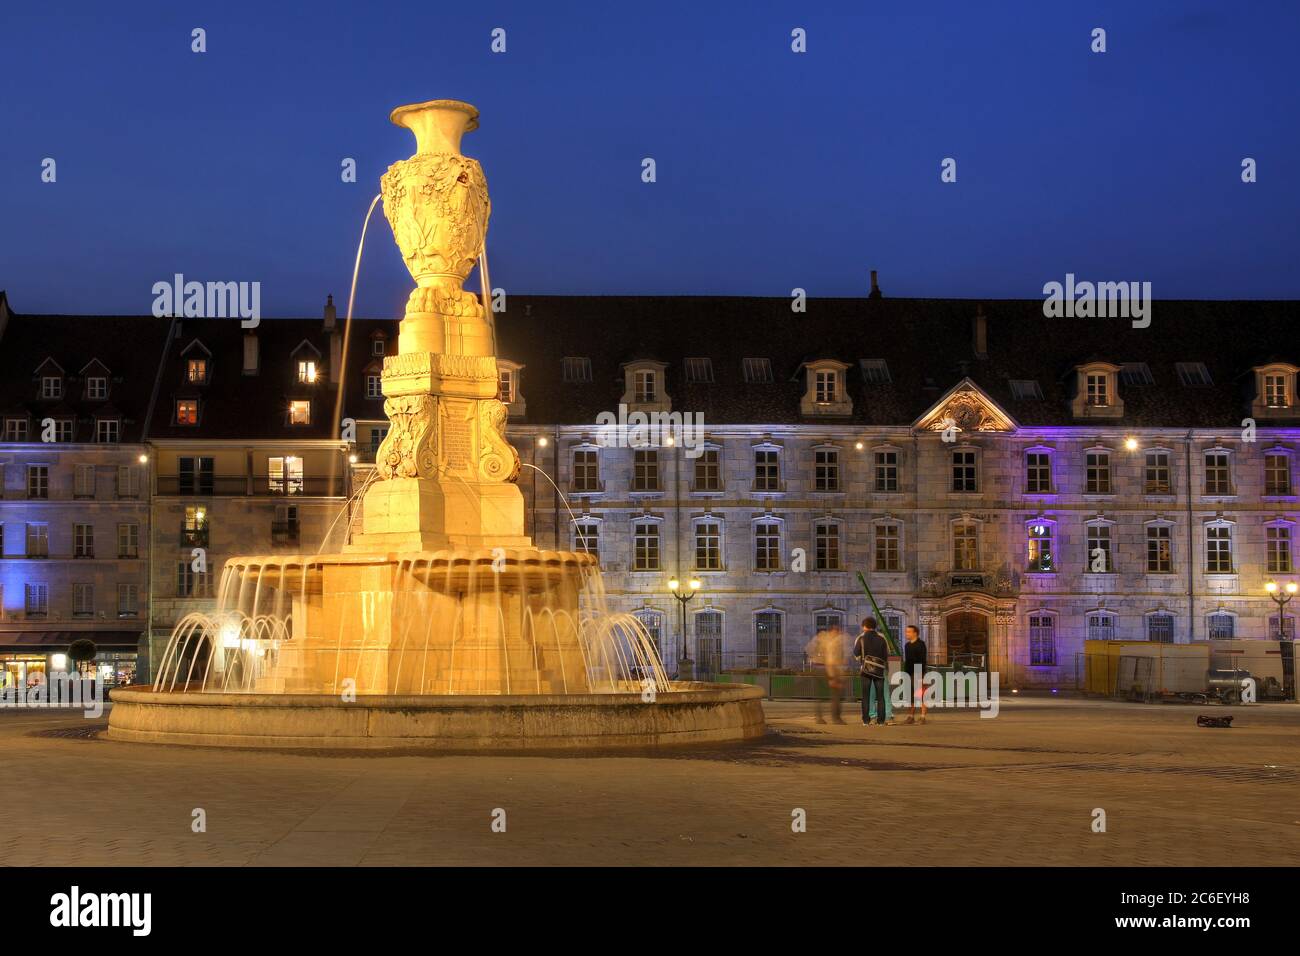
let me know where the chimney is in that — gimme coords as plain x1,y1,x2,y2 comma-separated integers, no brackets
243,331,259,375
972,305,988,359
323,293,337,330
868,270,882,299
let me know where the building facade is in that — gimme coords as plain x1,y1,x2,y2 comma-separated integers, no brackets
1,289,1296,691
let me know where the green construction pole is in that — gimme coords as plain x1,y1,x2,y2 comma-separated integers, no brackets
856,571,900,656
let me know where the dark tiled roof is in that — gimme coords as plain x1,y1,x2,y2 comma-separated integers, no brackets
147,314,396,440
0,313,173,441
494,296,1300,427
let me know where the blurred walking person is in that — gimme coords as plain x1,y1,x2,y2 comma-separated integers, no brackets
805,625,847,724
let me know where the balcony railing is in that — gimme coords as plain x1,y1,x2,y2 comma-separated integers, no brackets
180,528,209,548
157,475,343,496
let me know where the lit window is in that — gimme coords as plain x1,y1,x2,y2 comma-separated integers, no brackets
1027,523,1054,573
269,456,304,495
289,400,311,425
298,361,318,384
176,399,199,425
813,369,838,403
187,359,208,383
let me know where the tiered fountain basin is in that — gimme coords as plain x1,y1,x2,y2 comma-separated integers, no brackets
107,547,766,750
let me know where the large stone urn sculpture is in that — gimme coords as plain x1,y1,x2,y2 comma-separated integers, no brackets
353,99,526,552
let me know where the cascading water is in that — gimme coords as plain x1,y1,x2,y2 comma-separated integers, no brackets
153,548,670,696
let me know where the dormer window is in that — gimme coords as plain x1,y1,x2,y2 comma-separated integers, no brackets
86,377,108,400
40,376,61,400
1252,363,1299,418
95,419,121,443
289,400,311,425
620,361,669,411
3,418,28,441
298,360,318,384
800,360,852,417
1072,363,1123,419
366,374,382,399
176,399,200,425
187,358,208,384
497,360,526,416
372,338,386,357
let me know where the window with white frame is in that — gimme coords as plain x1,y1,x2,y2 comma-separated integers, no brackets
953,521,979,571
116,465,140,498
366,374,382,399
118,523,139,559
632,449,660,492
1086,523,1113,573
1270,615,1296,640
1264,372,1290,408
1029,614,1056,664
1085,450,1112,494
874,449,899,492
1204,450,1232,495
1145,450,1172,494
372,338,386,357
813,369,838,404
694,520,722,571
755,611,783,668
754,520,782,571
177,561,210,598
1085,373,1109,406
754,448,780,492
74,464,95,498
1147,524,1173,573
1265,452,1292,496
573,521,599,561
633,369,657,404
1267,525,1293,574
27,465,49,499
1147,614,1175,643
95,419,120,443
1087,612,1116,641
1207,613,1235,640
86,376,108,400
3,418,28,441
1026,522,1054,573
73,583,94,616
40,376,62,400
813,521,841,571
288,400,311,425
694,448,721,492
572,449,600,492
632,521,660,571
1206,524,1233,573
297,360,318,384
117,584,139,618
1026,451,1052,494
951,449,977,492
52,419,73,442
25,583,49,616
269,456,304,495
26,523,49,558
74,523,94,558
498,367,516,404
875,523,901,572
187,358,208,383
813,448,839,491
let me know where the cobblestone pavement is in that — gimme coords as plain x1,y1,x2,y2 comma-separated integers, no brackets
2,697,1297,866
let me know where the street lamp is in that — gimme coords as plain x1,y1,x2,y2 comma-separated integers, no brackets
1265,580,1298,639
667,576,701,679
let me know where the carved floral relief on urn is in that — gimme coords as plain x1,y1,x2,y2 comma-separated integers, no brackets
381,99,491,334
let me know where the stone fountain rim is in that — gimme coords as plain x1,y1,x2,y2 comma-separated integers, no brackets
222,548,598,569
112,682,762,709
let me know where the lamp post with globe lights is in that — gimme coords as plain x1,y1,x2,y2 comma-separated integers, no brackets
667,576,701,680
1265,580,1298,639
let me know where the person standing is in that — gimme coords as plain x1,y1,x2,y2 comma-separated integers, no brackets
805,625,847,724
853,616,890,726
902,624,928,724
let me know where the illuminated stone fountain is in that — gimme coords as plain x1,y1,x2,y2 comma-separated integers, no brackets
108,100,765,749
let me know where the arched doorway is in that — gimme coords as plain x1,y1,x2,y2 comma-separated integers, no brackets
945,611,989,667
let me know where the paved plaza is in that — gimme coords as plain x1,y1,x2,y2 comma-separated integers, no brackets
3,697,1297,866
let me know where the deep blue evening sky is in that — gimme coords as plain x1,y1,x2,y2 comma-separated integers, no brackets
2,0,1296,317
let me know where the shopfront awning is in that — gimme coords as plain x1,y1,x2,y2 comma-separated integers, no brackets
0,631,143,653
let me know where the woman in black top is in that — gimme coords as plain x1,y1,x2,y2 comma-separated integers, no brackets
902,625,928,724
